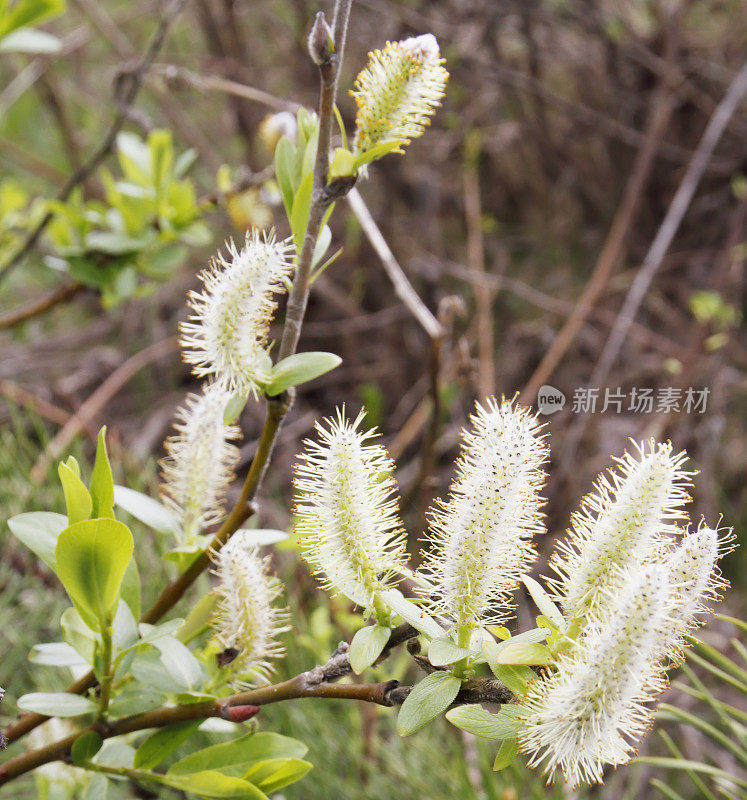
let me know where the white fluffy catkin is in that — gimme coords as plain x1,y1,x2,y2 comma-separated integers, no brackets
293,408,407,609
551,440,692,618
518,565,670,786
160,384,240,541
419,397,548,634
181,230,294,396
212,532,289,686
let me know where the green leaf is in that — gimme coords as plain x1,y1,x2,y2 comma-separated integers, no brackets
112,599,139,650
328,147,356,181
113,485,181,536
396,672,462,736
445,704,523,739
121,557,141,619
30,641,88,668
428,636,472,667
265,352,341,396
223,392,248,425
311,224,332,269
7,511,67,569
349,625,391,674
55,518,134,631
137,769,268,798
58,460,92,524
151,636,204,691
178,593,217,644
522,575,564,628
0,0,65,39
290,171,313,252
486,662,534,696
90,427,115,518
170,731,307,777
274,136,297,220
495,642,552,666
379,589,443,638
353,140,402,169
71,731,103,766
61,607,97,664
116,131,150,185
134,721,202,769
17,692,97,718
243,758,313,793
492,737,519,771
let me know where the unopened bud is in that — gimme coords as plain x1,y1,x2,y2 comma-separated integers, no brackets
308,11,333,65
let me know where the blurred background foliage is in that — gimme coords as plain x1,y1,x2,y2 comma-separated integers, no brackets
1,0,745,797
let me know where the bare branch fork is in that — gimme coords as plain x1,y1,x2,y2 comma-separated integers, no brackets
1,0,355,752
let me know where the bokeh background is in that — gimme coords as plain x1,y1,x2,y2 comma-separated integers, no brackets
1,1,745,798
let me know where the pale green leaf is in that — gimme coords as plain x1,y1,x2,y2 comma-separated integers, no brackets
522,575,564,628
90,427,115,518
379,589,443,638
17,692,97,718
349,625,391,674
428,636,472,667
446,704,523,739
113,485,181,536
396,672,461,737
7,511,67,569
493,737,519,771
290,171,313,252
243,757,313,794
30,641,88,668
55,518,133,631
58,460,92,524
266,351,341,396
495,641,552,666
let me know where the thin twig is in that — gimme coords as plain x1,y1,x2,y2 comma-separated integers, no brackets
0,283,83,330
0,0,189,286
591,60,747,383
0,0,355,751
520,74,677,404
346,188,443,341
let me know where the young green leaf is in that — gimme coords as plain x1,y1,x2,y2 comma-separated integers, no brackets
243,758,313,794
290,171,313,252
7,511,67,569
495,641,552,666
58,460,92,524
30,642,88,669
379,588,443,638
17,692,97,718
121,557,141,620
349,625,391,674
113,485,181,536
150,635,204,691
223,392,248,425
134,721,202,770
396,671,462,737
493,737,519,771
169,731,307,777
90,427,115,518
274,136,297,219
265,352,341,396
328,147,356,180
71,731,104,766
61,607,97,665
428,636,472,667
55,518,134,631
178,593,217,644
522,575,564,629
445,704,523,739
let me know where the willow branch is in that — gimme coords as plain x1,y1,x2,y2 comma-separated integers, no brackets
0,623,513,786
1,0,355,749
